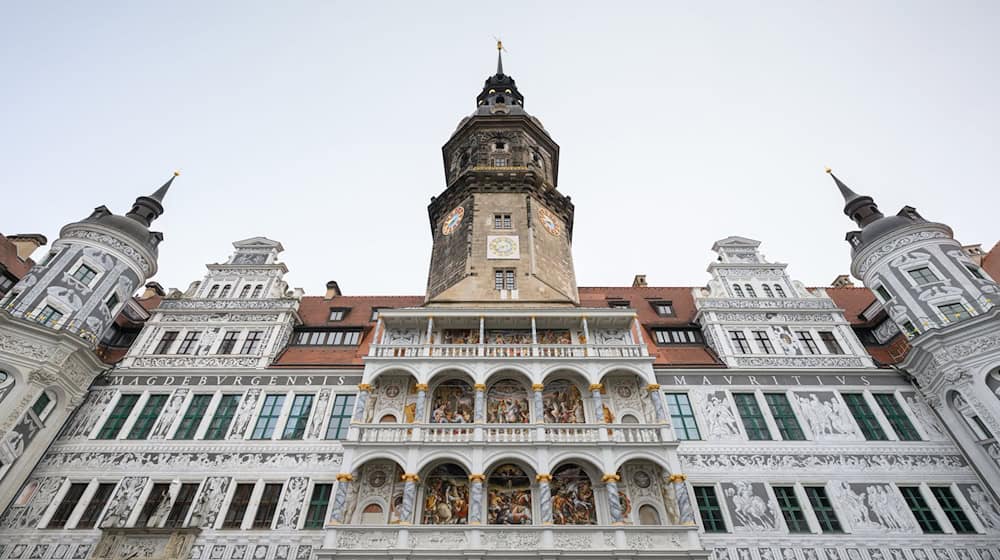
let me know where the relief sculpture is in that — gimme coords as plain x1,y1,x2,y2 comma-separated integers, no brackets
722,481,777,531
690,390,740,440
793,393,859,440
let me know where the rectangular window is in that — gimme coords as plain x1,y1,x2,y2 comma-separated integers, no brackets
71,264,98,285
805,486,842,533
694,486,727,532
217,331,239,354
328,308,349,321
370,307,385,321
842,393,888,440
965,264,986,280
773,486,809,533
76,483,116,529
733,393,771,440
292,330,362,346
173,394,212,440
37,305,64,327
875,285,892,301
729,331,751,353
282,394,315,440
154,331,179,354
97,394,140,439
494,269,516,291
32,392,51,417
665,393,700,440
818,331,844,354
796,331,819,354
899,486,943,533
204,394,241,440
494,158,507,167
650,300,674,316
252,483,283,529
47,483,88,528
106,292,120,311
872,393,921,441
164,483,200,528
494,213,512,229
752,330,775,354
240,331,264,354
222,483,255,529
304,483,332,529
653,329,702,345
764,393,805,440
938,302,972,322
902,321,920,337
0,274,15,295
176,331,201,355
127,395,168,439
326,394,356,439
251,394,286,439
929,486,976,534
908,267,938,285
135,483,171,527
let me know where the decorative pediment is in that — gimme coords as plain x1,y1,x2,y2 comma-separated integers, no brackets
233,237,284,251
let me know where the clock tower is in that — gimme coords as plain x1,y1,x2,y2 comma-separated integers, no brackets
425,45,578,306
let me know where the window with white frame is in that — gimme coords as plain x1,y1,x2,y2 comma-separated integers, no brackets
71,263,98,285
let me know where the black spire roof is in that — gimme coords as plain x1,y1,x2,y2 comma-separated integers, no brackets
476,41,524,110
827,168,928,254
126,171,178,226
826,168,883,229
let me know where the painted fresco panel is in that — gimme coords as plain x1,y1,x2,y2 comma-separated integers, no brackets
487,380,530,424
487,464,532,524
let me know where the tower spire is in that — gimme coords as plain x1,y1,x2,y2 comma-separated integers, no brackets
496,39,504,75
825,167,883,229
476,40,523,109
126,171,178,227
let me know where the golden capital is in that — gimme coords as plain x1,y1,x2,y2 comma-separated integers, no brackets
668,474,687,483
401,473,420,483
532,384,545,391
589,383,603,392
601,473,621,483
646,383,661,391
357,383,372,391
336,473,354,482
414,383,429,392
469,473,485,483
474,384,486,391
536,473,552,483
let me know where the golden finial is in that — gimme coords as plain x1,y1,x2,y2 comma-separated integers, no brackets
173,170,180,177
497,39,503,51
824,167,832,174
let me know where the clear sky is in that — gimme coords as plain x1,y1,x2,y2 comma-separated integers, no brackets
2,1,997,296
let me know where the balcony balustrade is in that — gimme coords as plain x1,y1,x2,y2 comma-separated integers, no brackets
369,342,646,359
354,423,667,444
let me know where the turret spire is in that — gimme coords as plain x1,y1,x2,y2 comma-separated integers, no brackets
496,39,504,75
126,171,178,227
825,167,883,229
476,41,524,109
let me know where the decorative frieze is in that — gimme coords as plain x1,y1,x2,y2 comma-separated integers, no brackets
157,300,297,311
36,450,343,472
681,450,968,474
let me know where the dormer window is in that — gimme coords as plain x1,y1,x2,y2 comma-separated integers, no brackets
251,284,264,298
650,300,674,316
208,285,219,298
607,299,630,309
328,308,349,321
745,284,757,298
774,285,786,298
219,284,232,298
732,284,744,298
239,285,252,298
761,285,774,298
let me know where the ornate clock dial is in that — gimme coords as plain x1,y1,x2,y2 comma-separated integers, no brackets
441,206,465,235
538,207,561,236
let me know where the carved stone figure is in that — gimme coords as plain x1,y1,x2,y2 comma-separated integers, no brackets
100,477,149,528
794,393,858,439
149,388,189,439
903,393,946,439
276,477,309,529
227,388,261,439
188,477,231,527
723,481,777,531
691,390,740,440
963,484,1000,530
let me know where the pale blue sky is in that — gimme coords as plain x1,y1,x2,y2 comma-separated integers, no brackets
2,1,997,295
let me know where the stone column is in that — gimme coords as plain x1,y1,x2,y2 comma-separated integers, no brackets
647,384,668,423
399,473,420,524
468,474,485,524
329,473,354,524
669,474,696,525
591,384,605,423
474,384,486,423
603,473,624,525
413,384,428,422
532,384,545,423
352,384,371,422
536,473,553,524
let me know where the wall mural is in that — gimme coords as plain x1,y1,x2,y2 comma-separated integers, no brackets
542,380,585,424
484,330,531,345
442,330,479,344
487,380,530,424
421,464,469,524
550,464,596,525
429,380,474,423
487,464,532,524
537,330,571,345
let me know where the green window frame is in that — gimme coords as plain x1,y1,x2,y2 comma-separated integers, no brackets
252,483,283,529
222,483,255,529
872,393,921,441
804,486,842,533
97,394,140,439
173,395,212,440
665,393,701,440
325,394,356,440
47,483,88,528
304,483,332,529
76,483,116,529
764,393,805,440
773,486,809,533
899,486,942,533
71,264,98,284
37,305,64,327
694,486,727,532
930,486,976,534
127,395,168,439
204,394,241,440
841,393,887,441
733,393,771,440
31,392,52,417
282,394,315,440
251,394,286,439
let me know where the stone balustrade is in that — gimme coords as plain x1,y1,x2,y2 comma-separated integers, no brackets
354,423,668,444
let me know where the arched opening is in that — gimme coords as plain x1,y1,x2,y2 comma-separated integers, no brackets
361,503,384,525
429,379,474,423
0,369,14,405
550,463,597,525
239,285,251,298
617,458,672,525
251,284,263,298
207,285,219,298
421,463,470,525
487,379,530,423
366,372,419,424
986,368,1000,401
621,414,639,424
745,284,757,298
378,414,397,424
638,504,661,525
487,463,533,524
542,380,585,424
219,284,232,298
347,460,404,525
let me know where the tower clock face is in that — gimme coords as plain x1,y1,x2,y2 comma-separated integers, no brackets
441,206,465,235
538,207,561,236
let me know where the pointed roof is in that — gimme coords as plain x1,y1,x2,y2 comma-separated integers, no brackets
496,40,504,75
125,171,178,228
825,167,884,229
476,41,525,110
150,171,179,203
826,167,864,205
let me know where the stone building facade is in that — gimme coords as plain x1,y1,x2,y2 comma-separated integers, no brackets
0,49,999,560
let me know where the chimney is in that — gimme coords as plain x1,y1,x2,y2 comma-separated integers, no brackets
8,234,48,261
142,282,166,298
632,274,647,288
831,274,855,288
962,244,984,266
325,281,342,299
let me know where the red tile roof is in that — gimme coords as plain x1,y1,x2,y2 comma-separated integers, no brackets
982,241,1000,281
0,233,35,279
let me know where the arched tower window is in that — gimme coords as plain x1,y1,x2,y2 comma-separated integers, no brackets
251,284,264,298
745,284,757,298
762,285,774,298
421,464,469,525
239,285,251,298
774,285,786,298
551,464,596,525
487,380,530,423
208,285,219,298
219,285,232,298
732,284,744,298
487,464,533,524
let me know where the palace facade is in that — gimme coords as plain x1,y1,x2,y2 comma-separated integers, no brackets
1,48,1000,560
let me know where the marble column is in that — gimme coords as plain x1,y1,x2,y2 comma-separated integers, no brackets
474,384,486,423
413,384,428,423
351,384,371,422
669,474,696,525
603,473,624,524
532,384,545,423
536,474,553,524
399,474,419,524
591,384,605,423
647,384,668,423
469,474,485,524
329,473,353,524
